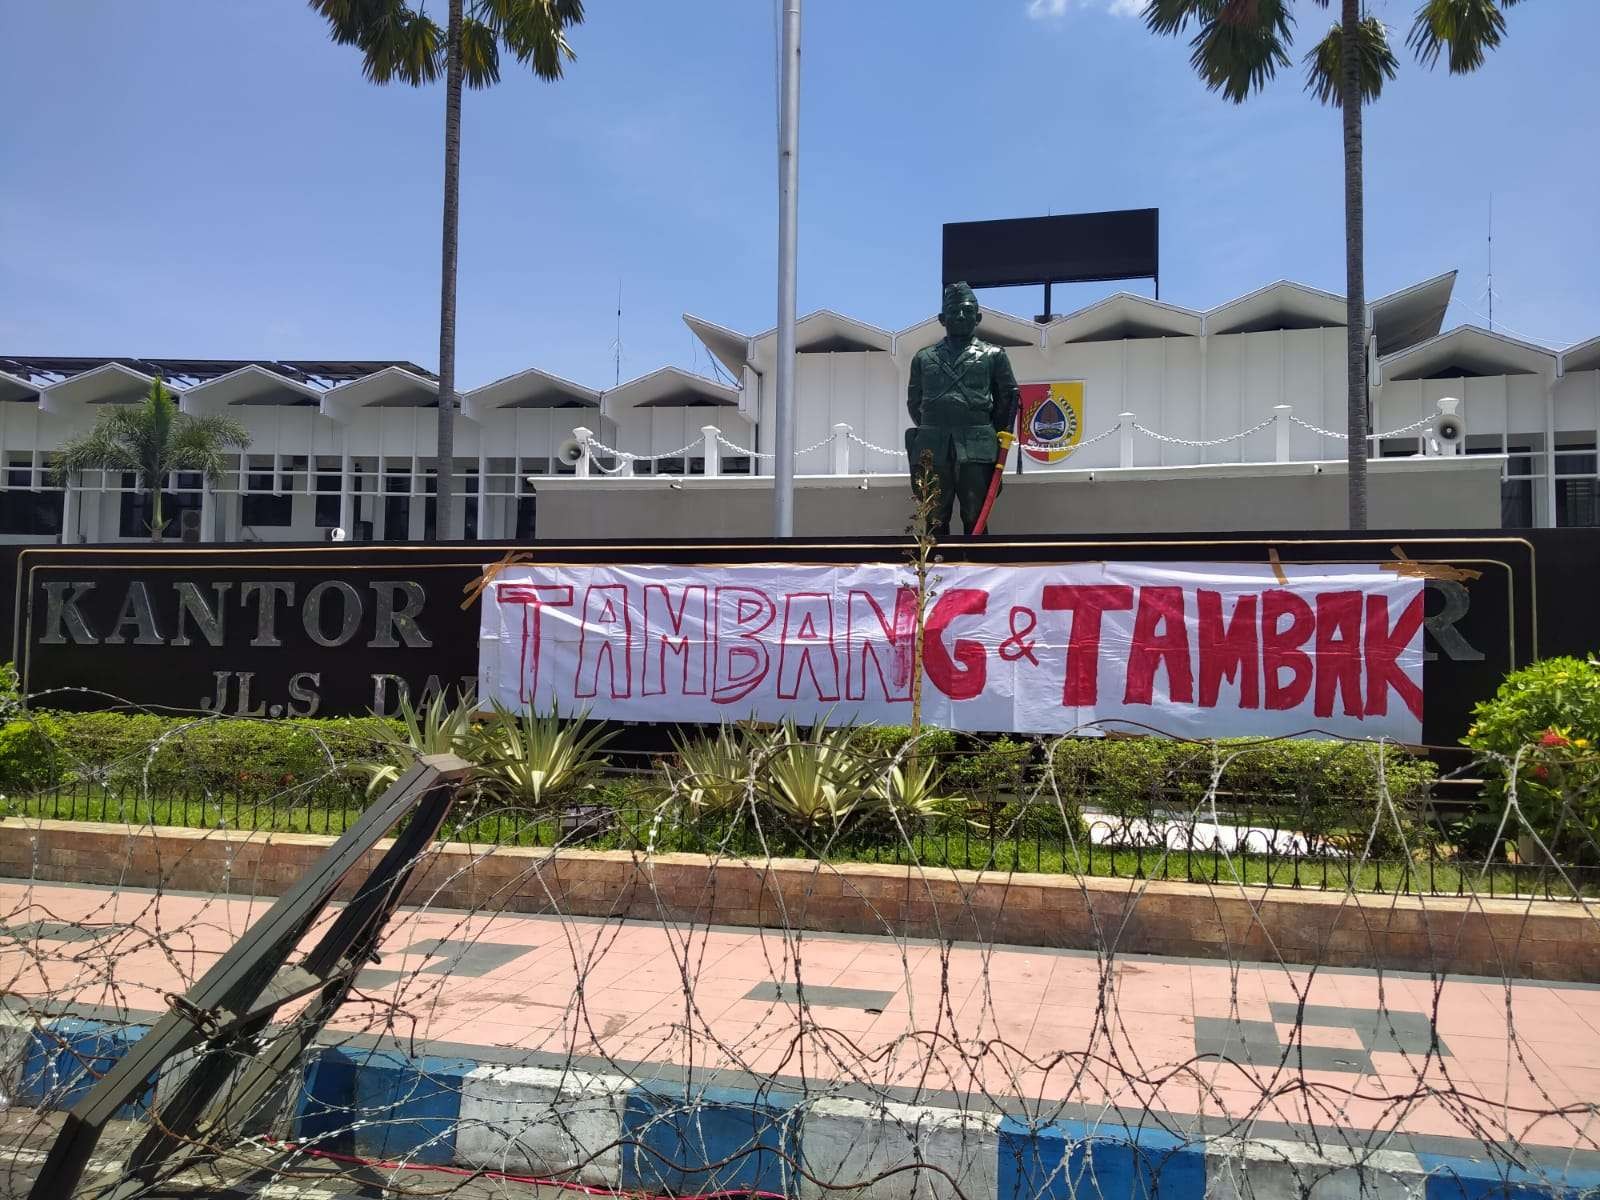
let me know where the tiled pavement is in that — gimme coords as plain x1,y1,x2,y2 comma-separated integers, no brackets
2,879,1598,1157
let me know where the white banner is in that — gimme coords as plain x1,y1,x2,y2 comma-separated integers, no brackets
477,561,1424,741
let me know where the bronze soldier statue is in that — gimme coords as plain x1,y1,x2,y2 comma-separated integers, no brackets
906,281,1021,536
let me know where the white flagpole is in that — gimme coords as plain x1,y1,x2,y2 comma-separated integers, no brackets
773,0,801,537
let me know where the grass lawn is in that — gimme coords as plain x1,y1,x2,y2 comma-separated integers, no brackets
7,784,1590,901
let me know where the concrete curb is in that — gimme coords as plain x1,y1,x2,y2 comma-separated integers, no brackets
3,1013,1598,1199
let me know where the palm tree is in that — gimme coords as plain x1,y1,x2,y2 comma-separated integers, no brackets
1144,0,1522,530
310,0,585,542
53,378,250,542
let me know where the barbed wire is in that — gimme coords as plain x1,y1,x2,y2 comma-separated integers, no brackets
1,695,1596,1197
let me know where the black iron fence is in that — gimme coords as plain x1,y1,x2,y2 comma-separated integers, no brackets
11,773,1598,901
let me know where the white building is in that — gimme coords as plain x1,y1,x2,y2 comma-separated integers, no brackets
3,268,1596,543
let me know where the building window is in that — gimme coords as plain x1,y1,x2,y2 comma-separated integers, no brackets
1556,445,1599,528
383,470,411,541
169,472,203,539
120,472,204,538
516,491,537,540
721,456,752,476
0,460,63,536
463,469,479,540
241,457,292,528
119,474,154,538
422,471,437,542
1501,447,1535,529
314,458,341,528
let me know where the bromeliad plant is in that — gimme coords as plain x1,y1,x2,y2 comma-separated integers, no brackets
357,692,480,795
868,756,951,822
754,717,880,832
477,701,616,808
665,722,765,817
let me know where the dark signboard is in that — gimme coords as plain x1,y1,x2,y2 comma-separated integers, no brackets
0,530,1589,745
942,209,1159,291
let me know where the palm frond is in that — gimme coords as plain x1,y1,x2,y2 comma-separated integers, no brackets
1407,0,1511,73
171,414,251,482
49,378,252,516
1304,16,1399,106
51,428,140,483
349,3,442,85
460,17,503,88
1188,0,1295,104
1143,0,1217,38
308,0,401,45
480,0,583,80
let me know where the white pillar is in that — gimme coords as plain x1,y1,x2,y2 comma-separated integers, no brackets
477,449,491,539
1544,377,1558,527
701,424,720,478
60,477,78,545
573,426,593,479
199,476,215,542
831,422,851,475
338,450,354,535
1274,404,1292,462
1119,412,1135,469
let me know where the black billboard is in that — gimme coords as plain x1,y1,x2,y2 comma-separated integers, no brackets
942,209,1159,290
0,530,1587,748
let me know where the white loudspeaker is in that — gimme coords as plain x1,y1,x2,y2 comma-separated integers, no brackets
556,439,584,468
327,527,348,542
178,508,203,543
1432,397,1465,456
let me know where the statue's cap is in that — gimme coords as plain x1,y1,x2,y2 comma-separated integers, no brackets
942,281,978,309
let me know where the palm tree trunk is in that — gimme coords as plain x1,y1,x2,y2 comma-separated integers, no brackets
149,482,164,543
1341,0,1369,531
434,0,464,543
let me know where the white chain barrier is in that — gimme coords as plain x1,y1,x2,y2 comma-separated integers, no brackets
846,431,908,458
1132,415,1277,449
582,433,705,465
1019,422,1123,455
578,409,1443,477
1290,414,1436,441
713,432,774,460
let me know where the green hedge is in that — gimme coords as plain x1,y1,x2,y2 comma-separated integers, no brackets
0,710,395,801
0,705,1436,861
1049,736,1435,855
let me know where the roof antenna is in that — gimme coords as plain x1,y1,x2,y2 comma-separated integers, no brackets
611,278,623,387
1486,195,1494,333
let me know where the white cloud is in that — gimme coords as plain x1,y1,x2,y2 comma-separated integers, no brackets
1026,0,1144,19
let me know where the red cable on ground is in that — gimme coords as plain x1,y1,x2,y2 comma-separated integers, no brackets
270,1140,789,1200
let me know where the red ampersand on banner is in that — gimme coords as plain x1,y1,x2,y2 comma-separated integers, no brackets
998,606,1040,665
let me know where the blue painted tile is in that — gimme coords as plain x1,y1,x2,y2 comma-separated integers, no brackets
622,1082,801,1196
17,1019,152,1116
350,1052,474,1167
999,1117,1206,1200
291,1046,360,1154
1418,1152,1600,1200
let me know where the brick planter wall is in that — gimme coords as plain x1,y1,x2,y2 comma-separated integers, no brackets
3,818,1595,982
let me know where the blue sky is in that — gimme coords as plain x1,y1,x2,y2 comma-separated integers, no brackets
2,1,1596,390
